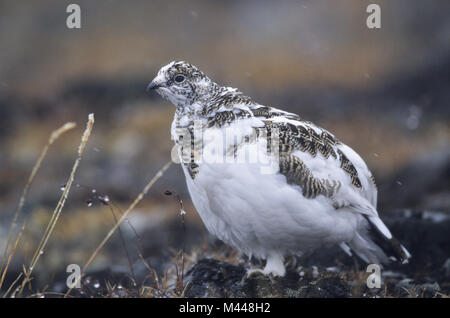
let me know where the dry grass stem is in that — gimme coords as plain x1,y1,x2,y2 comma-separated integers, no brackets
65,160,172,297
0,122,76,291
17,115,94,295
0,222,26,294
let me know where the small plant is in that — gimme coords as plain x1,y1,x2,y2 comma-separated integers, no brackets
164,190,187,296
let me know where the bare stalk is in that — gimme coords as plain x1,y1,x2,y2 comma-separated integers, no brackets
0,122,76,287
64,160,172,297
18,115,94,296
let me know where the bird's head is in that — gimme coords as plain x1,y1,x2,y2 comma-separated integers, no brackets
147,61,217,110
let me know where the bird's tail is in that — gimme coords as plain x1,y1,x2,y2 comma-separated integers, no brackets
347,215,411,265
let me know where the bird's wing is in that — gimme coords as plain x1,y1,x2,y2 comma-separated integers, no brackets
250,105,380,217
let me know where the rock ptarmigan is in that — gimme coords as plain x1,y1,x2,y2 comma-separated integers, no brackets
147,61,411,276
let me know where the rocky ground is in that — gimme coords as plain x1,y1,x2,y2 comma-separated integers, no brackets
39,209,447,298
183,210,450,298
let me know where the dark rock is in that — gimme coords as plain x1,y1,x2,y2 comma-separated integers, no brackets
184,259,351,298
421,282,441,295
396,278,415,293
184,258,247,298
382,210,450,284
395,279,441,298
297,274,350,298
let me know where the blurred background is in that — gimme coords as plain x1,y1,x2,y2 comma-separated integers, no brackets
0,0,449,292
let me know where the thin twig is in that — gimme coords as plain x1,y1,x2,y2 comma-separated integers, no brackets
70,183,160,293
3,272,23,298
164,190,186,295
18,115,94,296
64,160,172,297
0,122,76,288
0,221,26,296
108,205,138,291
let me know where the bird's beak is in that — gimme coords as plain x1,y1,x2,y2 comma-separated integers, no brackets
146,81,161,92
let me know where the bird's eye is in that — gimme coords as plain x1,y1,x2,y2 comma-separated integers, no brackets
174,74,185,84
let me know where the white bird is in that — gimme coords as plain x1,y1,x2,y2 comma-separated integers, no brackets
147,61,411,276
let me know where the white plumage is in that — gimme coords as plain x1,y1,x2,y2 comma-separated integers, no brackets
148,61,411,276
